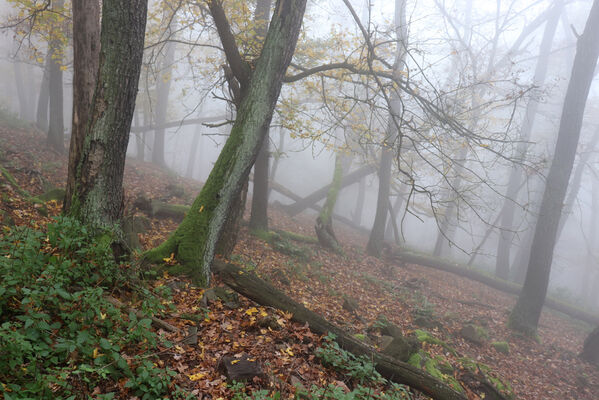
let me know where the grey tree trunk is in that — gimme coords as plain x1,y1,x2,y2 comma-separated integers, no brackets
152,13,177,168
64,0,101,213
509,0,599,335
144,0,307,286
47,36,64,152
352,176,366,226
315,154,344,251
249,0,273,232
36,52,51,132
367,0,407,257
68,0,148,233
495,2,562,280
186,125,202,179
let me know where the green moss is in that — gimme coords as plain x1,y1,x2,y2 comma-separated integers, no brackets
275,229,318,244
319,154,343,224
491,341,510,355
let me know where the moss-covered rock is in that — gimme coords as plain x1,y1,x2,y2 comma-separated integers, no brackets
491,341,510,355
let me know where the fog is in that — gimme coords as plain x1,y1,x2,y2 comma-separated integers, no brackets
1,0,598,314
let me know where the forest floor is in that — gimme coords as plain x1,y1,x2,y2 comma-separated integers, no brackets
1,124,599,399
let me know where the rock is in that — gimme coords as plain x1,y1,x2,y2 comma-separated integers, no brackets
491,341,509,355
342,296,359,313
460,324,488,345
381,335,420,362
218,353,264,382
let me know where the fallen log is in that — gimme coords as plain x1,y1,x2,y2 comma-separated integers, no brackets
213,260,467,400
392,250,599,326
279,165,376,217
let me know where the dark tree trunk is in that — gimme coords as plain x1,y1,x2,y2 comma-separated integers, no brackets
64,0,101,213
145,0,307,286
248,0,273,232
67,0,148,231
495,2,561,280
250,135,270,231
47,35,64,152
36,52,51,132
581,326,599,365
510,0,599,336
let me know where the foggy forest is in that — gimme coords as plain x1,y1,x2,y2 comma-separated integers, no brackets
1,0,599,398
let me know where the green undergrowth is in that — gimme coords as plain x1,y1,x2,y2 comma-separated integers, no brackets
0,216,189,399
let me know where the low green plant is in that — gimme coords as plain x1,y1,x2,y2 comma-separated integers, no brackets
0,216,188,399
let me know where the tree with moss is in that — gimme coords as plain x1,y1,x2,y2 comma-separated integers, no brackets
145,0,307,286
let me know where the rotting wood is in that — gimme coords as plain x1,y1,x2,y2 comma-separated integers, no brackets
213,260,468,400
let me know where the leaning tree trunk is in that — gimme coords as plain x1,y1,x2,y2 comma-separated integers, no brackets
63,0,101,213
36,52,51,132
509,0,599,336
67,0,148,232
315,154,344,252
144,0,307,286
249,0,274,232
495,1,562,281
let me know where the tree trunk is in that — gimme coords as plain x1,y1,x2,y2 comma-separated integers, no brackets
47,17,65,153
367,0,406,258
151,12,177,168
249,0,274,232
315,154,343,251
352,176,366,226
144,0,307,286
64,0,101,213
35,53,51,132
495,1,562,280
67,0,148,232
14,61,31,122
249,135,270,231
186,125,202,179
509,0,599,336
582,176,599,307
581,326,599,365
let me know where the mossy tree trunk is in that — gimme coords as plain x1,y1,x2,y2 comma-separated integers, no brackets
315,154,343,251
144,0,307,286
67,0,148,232
510,0,599,336
64,0,101,213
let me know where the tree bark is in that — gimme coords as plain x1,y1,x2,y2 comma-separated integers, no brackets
581,326,599,365
144,0,307,286
185,124,202,179
315,154,343,251
510,0,599,335
249,0,273,232
64,0,101,213
67,0,148,232
213,260,467,400
35,53,51,132
352,175,366,226
47,5,65,154
495,1,562,281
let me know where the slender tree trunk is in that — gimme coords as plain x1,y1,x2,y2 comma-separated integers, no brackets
367,0,406,258
47,37,64,152
36,52,51,132
152,13,177,168
352,176,366,226
582,176,598,307
67,0,148,233
13,61,31,121
495,2,562,280
267,126,284,198
315,154,343,251
64,0,101,213
144,0,307,286
509,0,599,335
186,125,202,179
248,0,273,232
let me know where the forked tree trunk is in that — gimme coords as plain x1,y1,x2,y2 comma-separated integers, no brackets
144,0,307,286
510,0,599,336
67,0,148,232
64,0,101,213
